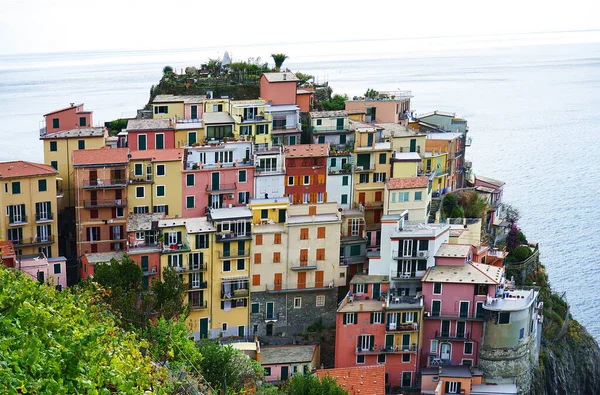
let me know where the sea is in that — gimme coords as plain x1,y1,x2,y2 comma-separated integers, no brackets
1,33,599,339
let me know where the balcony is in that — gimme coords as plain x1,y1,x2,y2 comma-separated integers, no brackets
290,261,318,271
222,288,249,299
129,242,161,254
255,166,284,175
387,295,423,309
217,250,250,259
363,201,383,210
391,271,425,281
7,215,28,226
129,176,153,184
386,322,419,332
179,263,208,273
328,167,352,175
392,250,429,260
205,183,237,193
83,179,127,189
354,164,375,172
265,281,334,293
339,256,365,266
13,235,55,247
84,198,128,209
215,232,252,243
142,267,158,276
425,311,485,321
435,330,470,341
189,301,208,310
35,213,54,223
311,126,349,133
188,281,208,290
356,344,417,355
162,243,191,253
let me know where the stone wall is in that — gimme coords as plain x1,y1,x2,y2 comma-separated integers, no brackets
479,336,536,394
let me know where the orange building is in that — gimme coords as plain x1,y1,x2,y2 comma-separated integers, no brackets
296,89,314,112
260,72,299,105
317,365,386,395
42,103,93,135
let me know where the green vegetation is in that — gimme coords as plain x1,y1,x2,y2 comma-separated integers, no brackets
320,94,348,111
441,191,488,219
0,265,170,394
364,88,379,99
282,374,348,395
107,118,128,136
163,65,174,75
295,72,314,87
271,53,289,71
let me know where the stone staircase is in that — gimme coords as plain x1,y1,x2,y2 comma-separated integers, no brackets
428,198,442,223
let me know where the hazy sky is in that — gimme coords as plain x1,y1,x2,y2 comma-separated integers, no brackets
1,0,599,55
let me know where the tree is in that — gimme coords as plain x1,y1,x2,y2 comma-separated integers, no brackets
459,191,489,218
152,266,186,320
0,266,170,394
441,193,459,218
282,374,348,395
271,53,289,71
198,340,264,394
163,65,174,75
321,94,348,111
364,88,379,99
295,72,314,87
506,224,520,254
141,317,202,370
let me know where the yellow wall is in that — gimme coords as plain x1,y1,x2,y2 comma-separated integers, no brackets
392,161,419,178
127,159,183,218
390,135,426,154
204,99,231,113
152,102,184,119
43,135,106,209
175,128,205,148
186,230,214,337
0,174,59,257
310,115,349,131
231,100,273,146
352,150,391,207
384,185,431,222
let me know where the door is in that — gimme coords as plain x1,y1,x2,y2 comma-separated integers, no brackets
274,273,282,291
315,271,324,288
188,131,197,145
280,366,289,381
266,302,274,320
385,334,394,350
37,225,50,242
141,256,149,272
456,321,466,338
237,241,245,256
409,138,416,152
297,272,306,289
211,172,220,191
372,283,381,300
156,134,164,149
89,170,98,185
441,321,450,337
367,133,374,147
432,300,441,317
300,249,308,265
375,191,382,201
440,343,451,360
278,209,286,223
238,326,245,337
359,193,366,204
266,323,274,336
90,191,97,206
402,334,410,351
191,105,198,119
402,372,412,388
199,318,209,339
223,242,230,258
459,301,469,318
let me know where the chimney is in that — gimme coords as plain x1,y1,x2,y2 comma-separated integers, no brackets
283,74,287,81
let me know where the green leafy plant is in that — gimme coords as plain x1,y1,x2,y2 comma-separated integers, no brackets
271,53,289,71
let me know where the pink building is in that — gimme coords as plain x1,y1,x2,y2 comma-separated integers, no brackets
421,244,504,368
15,254,67,288
260,72,299,105
182,142,255,216
261,344,320,383
42,103,93,135
126,119,175,151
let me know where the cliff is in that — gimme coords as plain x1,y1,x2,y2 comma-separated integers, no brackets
522,265,600,395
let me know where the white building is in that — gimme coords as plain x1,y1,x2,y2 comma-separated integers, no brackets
254,146,286,199
326,154,353,209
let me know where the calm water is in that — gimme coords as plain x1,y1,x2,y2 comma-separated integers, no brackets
1,40,599,338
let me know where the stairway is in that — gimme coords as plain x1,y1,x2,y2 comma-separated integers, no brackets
428,198,442,223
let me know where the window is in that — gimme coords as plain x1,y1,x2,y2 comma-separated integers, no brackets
196,234,209,249
49,141,57,151
238,170,247,183
358,334,374,351
341,194,348,204
240,125,252,136
254,253,262,264
430,340,438,355
317,192,324,203
354,283,366,293
303,193,310,203
186,196,195,209
358,173,368,183
475,284,488,296
317,174,325,185
78,140,85,150
134,163,143,176
264,367,271,376
379,153,387,164
273,251,281,263
316,119,322,126
154,105,168,114
415,191,423,201
431,300,441,317
223,260,231,272
398,192,409,201
294,297,301,308
317,227,326,238
300,228,309,240
156,185,165,197
433,283,442,295
255,234,263,245
303,175,310,185
371,312,383,324
11,182,20,194
342,176,349,186
52,118,59,128
402,354,411,363
343,313,357,325
138,134,147,150
316,295,325,307
222,322,228,332
38,179,47,192
50,161,58,170
156,164,165,176
186,173,195,186
155,134,164,149
53,263,61,274
417,260,427,271
350,244,361,256
287,176,295,186
256,124,268,135
252,274,261,286
316,248,325,260
251,302,260,313
238,192,249,205
464,342,473,355
447,381,460,394
274,234,281,244
90,209,99,219
153,204,169,214
377,354,386,364
356,355,365,364
499,312,511,324
136,186,145,198
373,173,385,183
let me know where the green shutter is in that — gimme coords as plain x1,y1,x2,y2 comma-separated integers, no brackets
156,134,164,149
186,174,194,186
138,135,147,150
38,179,47,192
343,314,347,325
187,196,194,208
176,231,182,244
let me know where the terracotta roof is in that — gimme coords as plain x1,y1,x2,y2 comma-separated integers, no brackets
262,72,299,83
44,103,84,116
0,240,15,258
129,148,184,162
284,143,329,158
0,161,57,179
317,365,385,395
386,176,429,190
126,119,173,131
72,146,129,166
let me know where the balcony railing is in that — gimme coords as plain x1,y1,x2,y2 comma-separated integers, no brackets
311,125,349,133
205,183,237,193
354,164,375,172
215,232,251,242
386,322,419,332
162,244,191,253
391,271,425,281
255,167,284,174
8,215,28,226
142,267,158,276
356,344,417,355
363,201,383,210
435,330,470,341
339,256,366,266
188,281,208,290
35,213,54,222
129,176,153,184
392,250,429,260
83,179,127,188
13,235,55,247
217,250,249,259
290,261,318,271
189,301,208,310
179,263,208,273
222,288,249,299
265,281,334,293
425,311,485,321
387,295,423,309
84,198,128,208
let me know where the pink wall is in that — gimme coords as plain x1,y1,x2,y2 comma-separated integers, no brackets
45,105,93,133
260,77,297,105
181,166,255,217
184,103,204,120
128,131,175,151
19,258,67,287
434,255,472,266
345,101,405,123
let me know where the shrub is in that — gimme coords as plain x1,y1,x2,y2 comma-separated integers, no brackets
513,245,532,262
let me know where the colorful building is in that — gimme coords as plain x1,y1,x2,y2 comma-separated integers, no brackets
420,365,518,395
230,99,273,149
345,91,412,123
128,148,184,218
41,103,93,135
0,161,60,259
296,89,314,113
125,212,165,288
421,243,504,368
384,177,432,222
327,152,353,209
151,94,205,120
126,119,175,151
260,72,299,106
73,147,129,264
309,111,353,149
339,206,367,277
261,344,320,383
266,103,302,146
284,144,329,204
254,145,286,199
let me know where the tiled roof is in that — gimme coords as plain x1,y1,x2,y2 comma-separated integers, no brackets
126,119,173,131
44,103,84,116
261,345,317,365
130,149,184,162
296,89,314,95
435,243,472,258
316,365,385,395
0,240,15,258
350,275,389,284
127,213,165,232
309,110,347,118
84,251,125,264
40,127,106,139
284,143,329,158
386,176,429,190
423,261,503,285
152,94,205,104
378,123,423,138
262,72,299,83
72,146,129,166
203,112,235,124
475,175,505,188
0,161,57,179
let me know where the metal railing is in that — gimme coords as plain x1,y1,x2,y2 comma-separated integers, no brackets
290,261,318,271
13,235,55,246
425,311,485,320
8,215,28,226
205,183,237,192
189,301,208,310
266,281,334,292
83,178,127,188
84,199,127,208
354,164,376,172
188,281,208,290
162,244,191,253
386,322,419,332
215,232,251,242
392,250,429,260
179,263,208,273
356,344,417,354
35,213,54,222
221,288,249,299
217,250,249,259
435,330,470,340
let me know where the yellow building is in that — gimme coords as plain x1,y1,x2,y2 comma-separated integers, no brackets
207,206,252,338
230,99,273,147
383,177,432,222
40,127,107,209
0,161,60,258
128,149,184,218
151,94,205,120
175,121,205,148
421,148,448,194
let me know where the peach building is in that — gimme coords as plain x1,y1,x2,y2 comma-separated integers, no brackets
345,91,412,123
42,103,93,135
260,72,299,106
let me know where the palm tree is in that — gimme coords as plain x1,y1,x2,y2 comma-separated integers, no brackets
271,53,289,71
162,65,173,75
